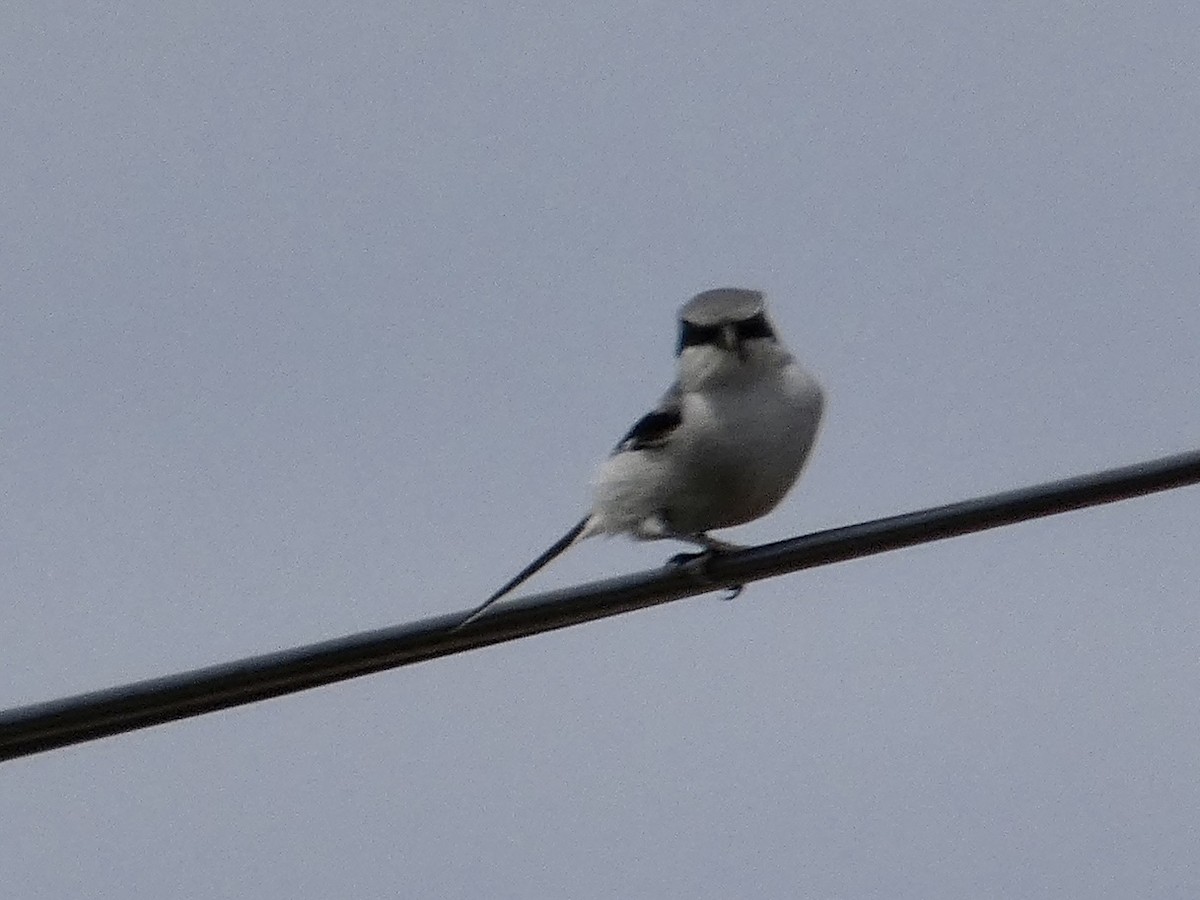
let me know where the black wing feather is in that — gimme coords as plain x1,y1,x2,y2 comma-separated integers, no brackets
614,405,682,453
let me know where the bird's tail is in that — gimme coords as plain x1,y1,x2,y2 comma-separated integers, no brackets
455,516,593,629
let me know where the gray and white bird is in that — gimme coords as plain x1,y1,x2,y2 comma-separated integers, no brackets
458,287,824,627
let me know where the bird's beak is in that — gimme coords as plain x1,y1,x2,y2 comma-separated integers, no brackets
721,324,747,362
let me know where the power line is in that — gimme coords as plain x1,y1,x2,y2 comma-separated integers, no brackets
2,448,1199,763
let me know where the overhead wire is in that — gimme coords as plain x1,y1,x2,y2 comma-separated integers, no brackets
2,448,1199,763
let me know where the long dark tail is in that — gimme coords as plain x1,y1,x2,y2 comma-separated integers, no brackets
455,516,592,629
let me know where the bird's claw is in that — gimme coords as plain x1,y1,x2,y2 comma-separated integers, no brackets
668,550,709,568
666,549,745,600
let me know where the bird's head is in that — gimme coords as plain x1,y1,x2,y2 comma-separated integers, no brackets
676,288,789,387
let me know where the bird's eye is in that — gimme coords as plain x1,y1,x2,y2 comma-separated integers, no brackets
676,321,724,354
734,313,774,341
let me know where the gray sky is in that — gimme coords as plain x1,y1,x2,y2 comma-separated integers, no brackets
3,2,1199,897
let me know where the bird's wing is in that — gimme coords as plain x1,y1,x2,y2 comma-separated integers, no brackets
613,382,684,454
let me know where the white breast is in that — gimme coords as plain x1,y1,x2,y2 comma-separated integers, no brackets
588,355,823,540
667,360,823,533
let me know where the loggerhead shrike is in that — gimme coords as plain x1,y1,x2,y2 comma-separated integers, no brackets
458,287,824,628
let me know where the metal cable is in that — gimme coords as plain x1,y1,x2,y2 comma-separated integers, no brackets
3,449,1199,763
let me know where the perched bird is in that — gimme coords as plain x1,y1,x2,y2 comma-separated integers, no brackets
458,287,824,628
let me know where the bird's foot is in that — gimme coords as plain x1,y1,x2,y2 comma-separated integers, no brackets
666,548,745,601
698,535,746,554
667,549,708,568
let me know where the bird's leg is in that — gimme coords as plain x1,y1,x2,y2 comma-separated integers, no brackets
667,531,746,562
694,534,746,553
666,532,746,600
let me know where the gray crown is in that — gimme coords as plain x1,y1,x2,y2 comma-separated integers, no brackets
680,288,765,326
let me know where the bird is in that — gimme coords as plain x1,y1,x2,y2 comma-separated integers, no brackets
457,287,824,628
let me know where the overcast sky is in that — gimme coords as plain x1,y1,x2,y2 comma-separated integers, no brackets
3,2,1199,897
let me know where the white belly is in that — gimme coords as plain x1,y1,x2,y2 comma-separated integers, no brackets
590,362,823,538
